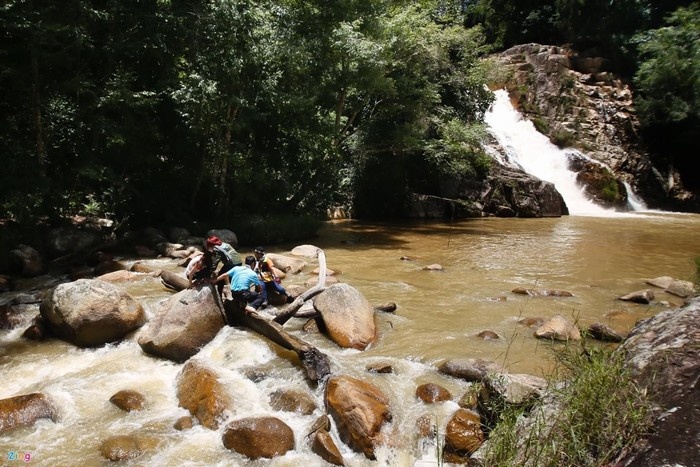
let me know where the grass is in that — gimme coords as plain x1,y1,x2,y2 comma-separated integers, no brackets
481,342,653,467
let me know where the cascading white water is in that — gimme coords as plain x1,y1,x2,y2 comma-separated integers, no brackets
484,89,626,216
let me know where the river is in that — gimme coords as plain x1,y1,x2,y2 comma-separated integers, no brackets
2,91,699,466
2,213,699,466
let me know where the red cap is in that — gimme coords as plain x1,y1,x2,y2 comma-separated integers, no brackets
206,236,222,246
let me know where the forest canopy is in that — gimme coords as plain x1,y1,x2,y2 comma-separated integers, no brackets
0,0,697,230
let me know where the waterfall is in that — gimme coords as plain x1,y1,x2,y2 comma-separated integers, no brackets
484,89,641,216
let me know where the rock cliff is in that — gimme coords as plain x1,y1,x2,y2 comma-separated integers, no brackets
492,43,698,212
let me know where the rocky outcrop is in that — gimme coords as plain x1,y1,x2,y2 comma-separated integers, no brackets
40,279,146,347
615,297,699,465
493,43,698,212
138,287,225,362
407,164,568,219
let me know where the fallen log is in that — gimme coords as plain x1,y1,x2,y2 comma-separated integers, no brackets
224,301,331,383
274,248,327,326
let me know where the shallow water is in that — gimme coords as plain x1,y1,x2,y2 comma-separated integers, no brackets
1,213,699,466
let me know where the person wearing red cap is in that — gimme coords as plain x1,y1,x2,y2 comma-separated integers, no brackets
206,236,241,293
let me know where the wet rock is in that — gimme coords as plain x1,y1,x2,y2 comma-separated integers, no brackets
476,330,500,340
97,269,145,282
422,264,444,271
312,429,345,466
0,393,58,434
325,375,392,459
314,284,377,350
645,276,674,289
93,260,128,277
438,358,504,382
518,317,546,328
312,266,338,276
366,363,394,374
138,287,225,363
512,287,574,297
535,314,581,341
587,322,624,342
222,416,294,459
109,390,146,412
416,383,452,404
176,360,232,430
40,279,146,348
374,302,397,313
99,434,159,462
173,416,194,431
619,289,655,304
443,408,484,461
268,389,317,415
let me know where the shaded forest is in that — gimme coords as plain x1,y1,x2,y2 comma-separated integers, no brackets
1,0,698,232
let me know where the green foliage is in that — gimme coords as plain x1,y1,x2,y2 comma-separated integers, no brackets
483,344,653,467
634,5,700,128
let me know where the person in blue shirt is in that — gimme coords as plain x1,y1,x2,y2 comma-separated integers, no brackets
216,261,264,316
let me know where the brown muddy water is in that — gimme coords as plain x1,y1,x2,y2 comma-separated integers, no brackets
1,212,699,466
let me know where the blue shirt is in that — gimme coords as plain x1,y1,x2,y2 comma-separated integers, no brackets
227,266,260,292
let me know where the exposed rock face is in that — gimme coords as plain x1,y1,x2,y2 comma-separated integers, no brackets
407,164,568,219
617,298,700,465
40,279,146,347
313,283,377,350
138,287,225,362
222,416,295,459
493,43,698,212
176,361,232,430
0,393,58,434
325,375,392,459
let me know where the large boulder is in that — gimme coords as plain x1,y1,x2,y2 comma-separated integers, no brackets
313,283,377,350
606,299,699,465
0,393,58,434
8,244,44,277
325,375,392,459
47,226,102,258
222,416,295,459
266,253,306,274
138,287,225,362
176,360,232,430
40,279,146,347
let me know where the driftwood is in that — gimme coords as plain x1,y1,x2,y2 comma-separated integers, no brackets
159,263,331,382
223,301,331,382
273,248,327,326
